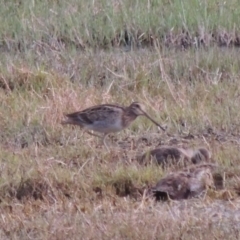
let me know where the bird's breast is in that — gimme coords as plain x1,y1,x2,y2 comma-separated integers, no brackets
84,117,124,133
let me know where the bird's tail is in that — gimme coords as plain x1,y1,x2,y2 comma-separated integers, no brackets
61,114,75,125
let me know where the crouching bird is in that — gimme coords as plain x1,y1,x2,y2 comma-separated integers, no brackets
139,146,210,167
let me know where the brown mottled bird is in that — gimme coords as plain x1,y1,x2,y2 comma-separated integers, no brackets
139,146,210,167
151,163,216,201
62,102,165,149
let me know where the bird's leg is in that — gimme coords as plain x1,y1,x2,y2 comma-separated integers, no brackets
102,133,110,151
84,130,110,151
85,130,102,138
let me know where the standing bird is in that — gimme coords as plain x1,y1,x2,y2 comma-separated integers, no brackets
62,102,165,149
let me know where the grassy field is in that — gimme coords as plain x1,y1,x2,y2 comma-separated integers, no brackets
1,1,240,239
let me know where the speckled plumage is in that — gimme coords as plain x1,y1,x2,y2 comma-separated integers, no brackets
62,102,165,149
139,146,210,167
151,163,216,200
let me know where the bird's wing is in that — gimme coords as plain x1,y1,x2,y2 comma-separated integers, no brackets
65,104,124,124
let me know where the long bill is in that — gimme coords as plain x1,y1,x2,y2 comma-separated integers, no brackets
143,111,166,132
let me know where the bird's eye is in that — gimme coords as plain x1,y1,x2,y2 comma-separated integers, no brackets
135,103,140,108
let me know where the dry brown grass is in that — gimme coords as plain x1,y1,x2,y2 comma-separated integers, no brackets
1,46,240,239
1,0,240,233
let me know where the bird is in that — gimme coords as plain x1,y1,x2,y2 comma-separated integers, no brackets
139,146,210,168
62,102,165,149
150,163,216,201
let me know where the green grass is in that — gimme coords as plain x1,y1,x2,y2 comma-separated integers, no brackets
1,0,240,239
1,0,240,50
